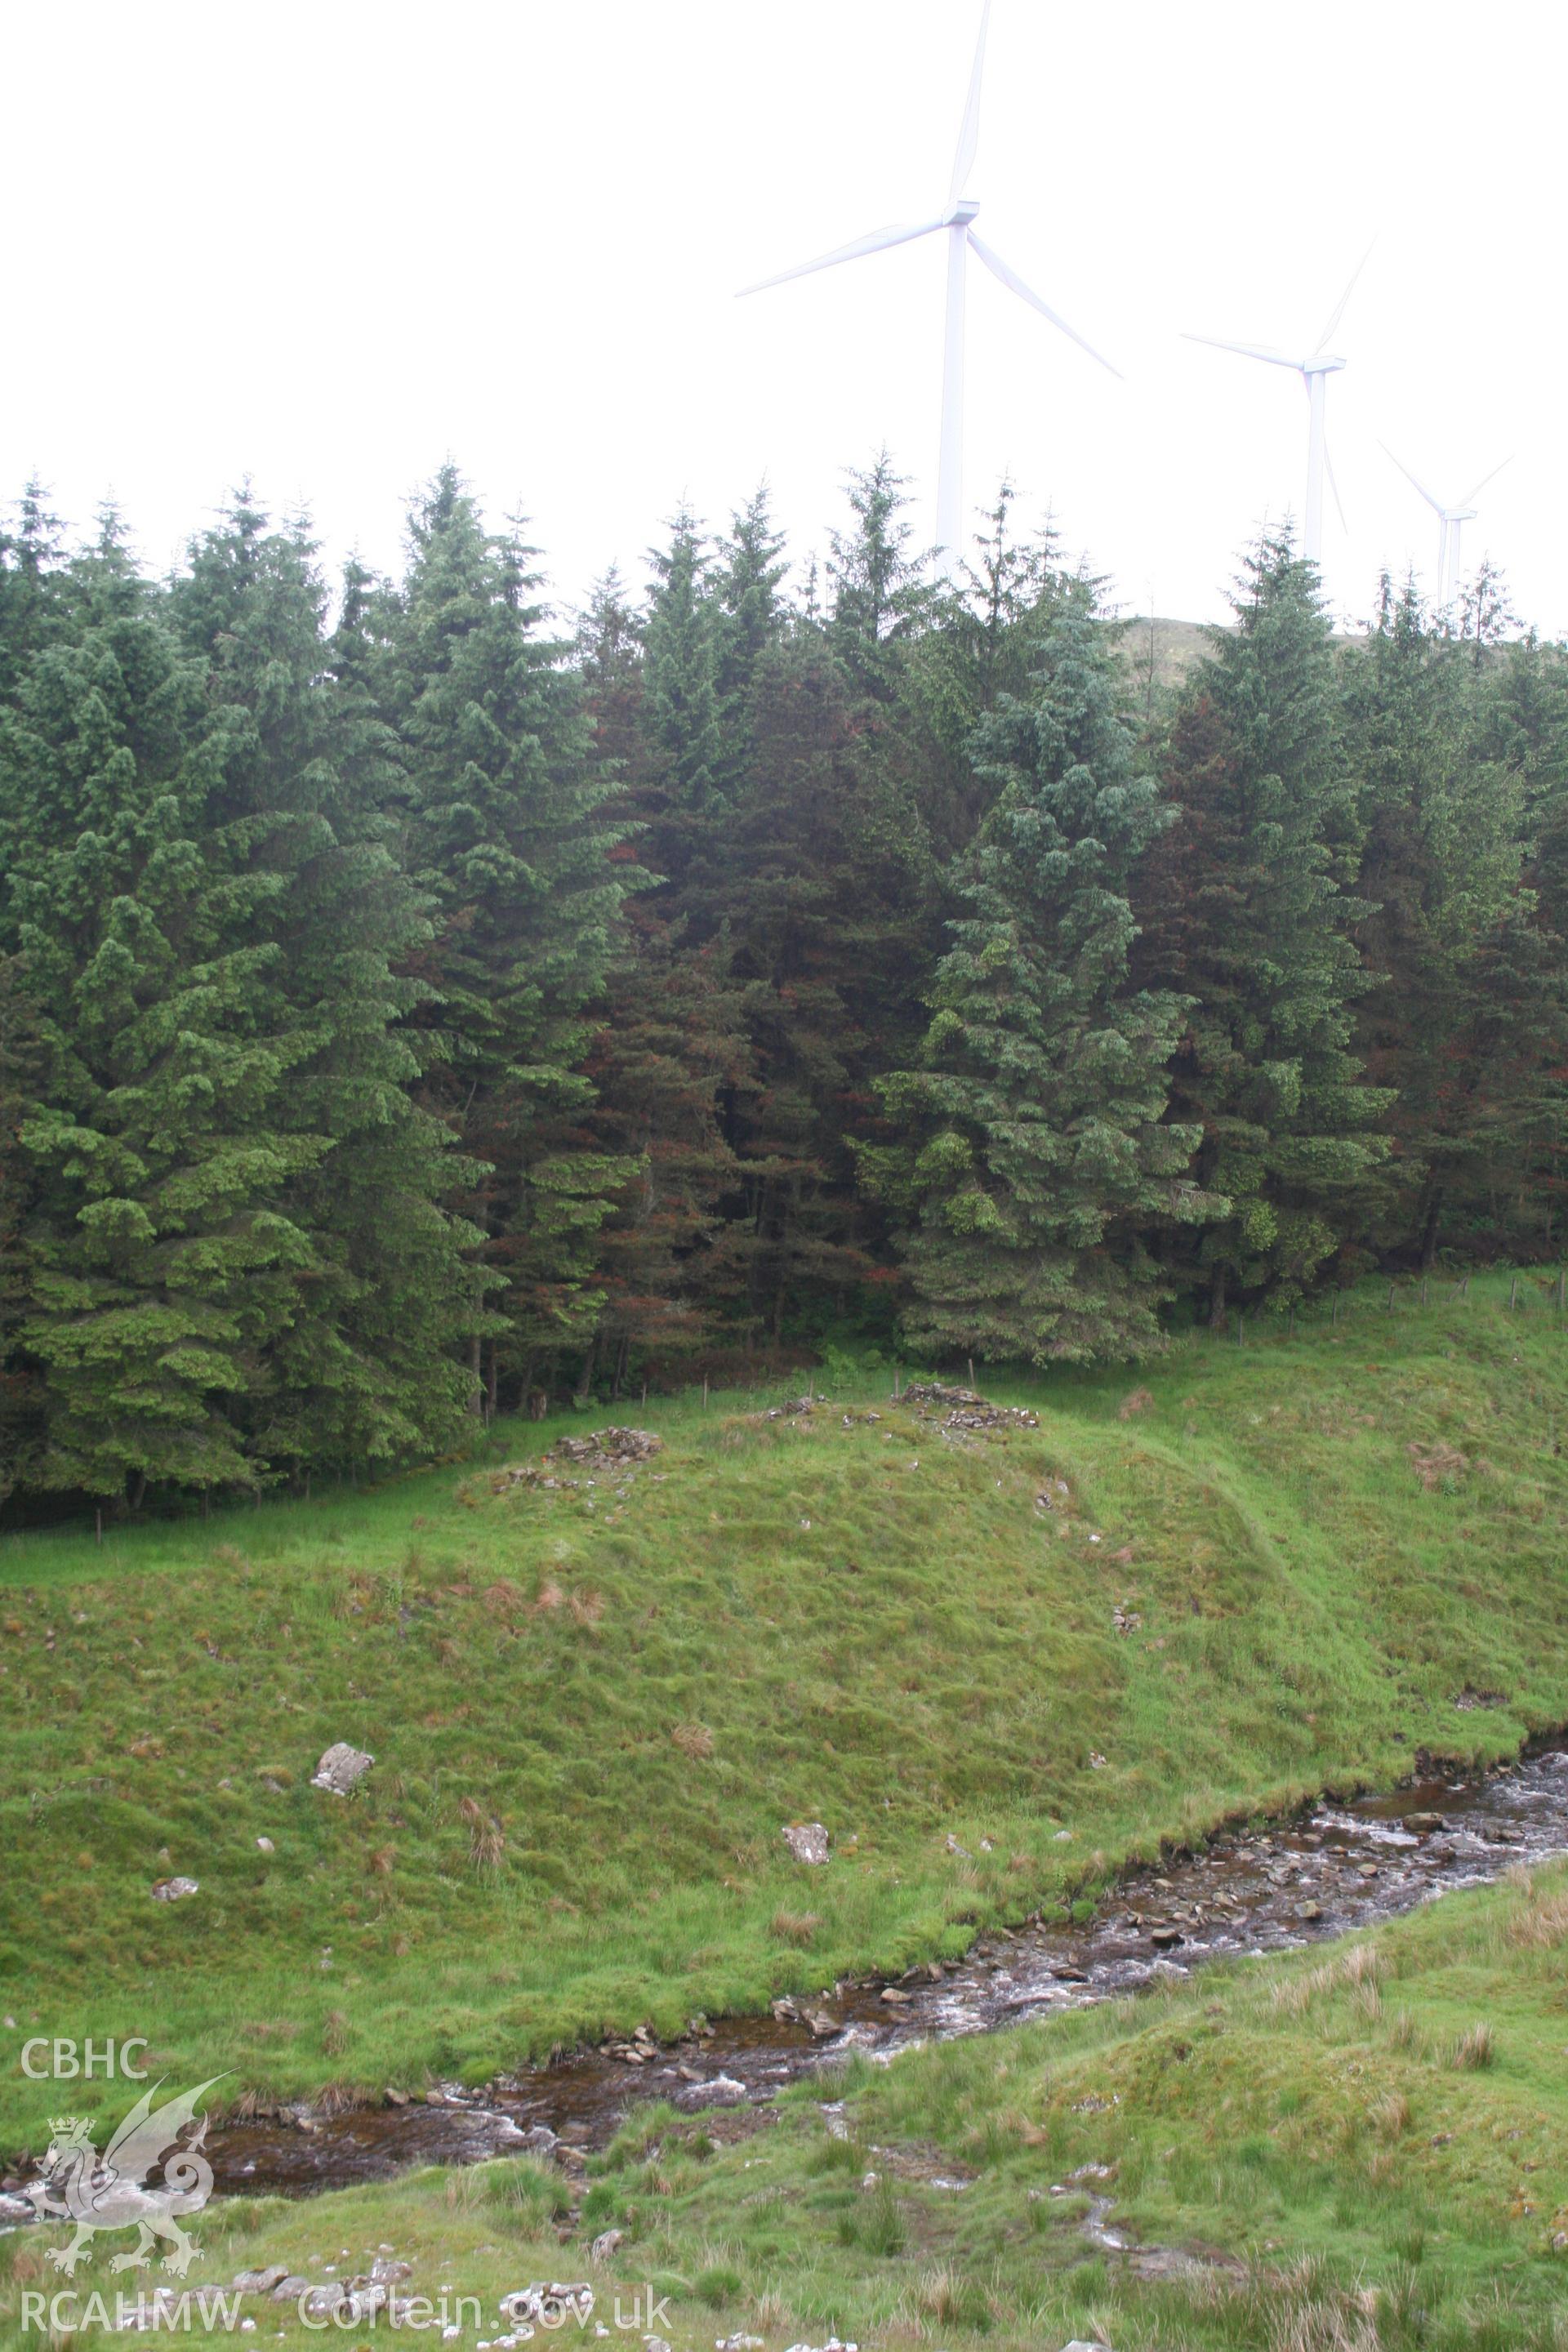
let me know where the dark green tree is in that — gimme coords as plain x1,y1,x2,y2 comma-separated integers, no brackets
169,497,484,1473
862,589,1217,1364
827,452,930,704
1343,573,1535,1263
1134,533,1389,1318
0,528,315,1499
383,466,634,1402
715,483,789,713
0,479,67,705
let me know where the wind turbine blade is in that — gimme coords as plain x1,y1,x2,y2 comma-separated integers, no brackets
1315,240,1374,354
1183,332,1302,371
737,217,947,296
1324,440,1348,534
1380,442,1443,516
1461,456,1513,506
947,0,991,209
968,232,1123,376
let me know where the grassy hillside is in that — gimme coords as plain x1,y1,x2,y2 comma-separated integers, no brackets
9,1864,1568,2350
3,1274,1568,2154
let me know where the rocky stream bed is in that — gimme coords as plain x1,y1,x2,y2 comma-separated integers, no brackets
163,1737,1568,2199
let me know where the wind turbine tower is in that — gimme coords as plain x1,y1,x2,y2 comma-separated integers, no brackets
739,1,1120,562
1382,448,1512,610
1185,252,1371,564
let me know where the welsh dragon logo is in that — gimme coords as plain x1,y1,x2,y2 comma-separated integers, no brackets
24,2077,225,2277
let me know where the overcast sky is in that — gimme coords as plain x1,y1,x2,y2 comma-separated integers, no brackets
5,0,1563,634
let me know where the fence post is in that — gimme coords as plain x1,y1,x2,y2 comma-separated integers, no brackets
1510,1274,1519,1311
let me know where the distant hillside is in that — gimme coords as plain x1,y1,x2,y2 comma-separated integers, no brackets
1117,614,1371,696
1119,614,1217,691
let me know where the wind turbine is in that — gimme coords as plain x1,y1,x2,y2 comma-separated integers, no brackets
1184,250,1372,564
738,1,1120,563
1381,447,1512,610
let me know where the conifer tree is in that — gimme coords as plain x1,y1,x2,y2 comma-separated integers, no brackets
710,630,936,1341
639,508,726,902
0,526,318,1499
576,568,646,783
827,453,929,704
1134,533,1388,1317
169,497,483,1472
902,482,1065,858
582,920,747,1382
0,479,67,705
862,589,1215,1364
383,466,633,1401
715,485,789,742
0,947,40,1496
1344,574,1535,1263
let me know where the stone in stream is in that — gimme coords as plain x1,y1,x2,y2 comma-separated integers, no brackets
311,1742,375,1797
1404,1811,1446,1834
782,1821,830,1865
676,2073,747,2106
1150,1925,1183,1948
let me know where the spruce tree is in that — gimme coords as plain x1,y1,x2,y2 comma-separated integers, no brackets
902,481,1065,858
0,524,318,1499
827,452,930,704
862,588,1215,1365
582,920,747,1383
0,479,67,705
1343,574,1533,1263
383,466,633,1402
1134,533,1389,1317
639,507,726,902
708,630,936,1341
715,484,789,752
0,947,41,1496
169,497,483,1473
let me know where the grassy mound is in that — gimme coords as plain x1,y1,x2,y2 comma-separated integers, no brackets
2,1273,1568,2150
9,1862,1568,2350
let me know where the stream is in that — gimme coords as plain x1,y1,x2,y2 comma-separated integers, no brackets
169,1738,1568,2198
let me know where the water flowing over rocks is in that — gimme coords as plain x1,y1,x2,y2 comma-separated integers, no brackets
15,1743,1561,2205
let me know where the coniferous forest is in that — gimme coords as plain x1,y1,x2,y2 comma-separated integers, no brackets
2,460,1564,1514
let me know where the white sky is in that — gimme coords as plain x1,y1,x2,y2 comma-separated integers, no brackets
5,0,1563,635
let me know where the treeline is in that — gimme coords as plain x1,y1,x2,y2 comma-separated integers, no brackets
2,461,1565,1508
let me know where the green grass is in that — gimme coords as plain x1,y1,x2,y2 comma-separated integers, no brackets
10,1863,1568,2350
3,1272,1568,2156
